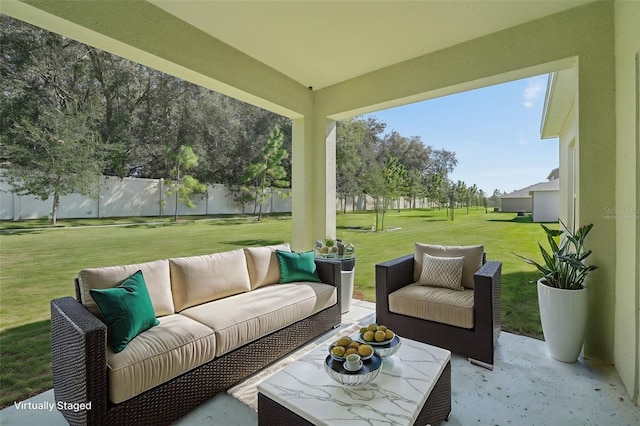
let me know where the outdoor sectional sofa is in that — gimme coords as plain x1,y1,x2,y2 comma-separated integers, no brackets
50,244,342,426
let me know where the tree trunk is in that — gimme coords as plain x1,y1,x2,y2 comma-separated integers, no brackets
174,184,179,222
51,192,60,225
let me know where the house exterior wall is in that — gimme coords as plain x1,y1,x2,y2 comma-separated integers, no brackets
614,0,640,404
501,198,532,213
531,191,559,223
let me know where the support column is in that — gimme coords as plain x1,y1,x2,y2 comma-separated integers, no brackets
291,116,337,251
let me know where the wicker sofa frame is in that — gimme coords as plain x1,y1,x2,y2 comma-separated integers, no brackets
375,254,501,368
51,259,342,426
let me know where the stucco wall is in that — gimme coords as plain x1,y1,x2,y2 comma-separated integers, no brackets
614,0,640,404
501,198,532,213
532,191,559,223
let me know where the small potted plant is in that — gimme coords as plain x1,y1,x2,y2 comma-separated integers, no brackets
513,220,597,362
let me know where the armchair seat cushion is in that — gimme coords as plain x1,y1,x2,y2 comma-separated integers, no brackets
388,283,474,329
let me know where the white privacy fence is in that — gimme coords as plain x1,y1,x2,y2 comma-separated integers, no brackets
0,176,292,221
0,175,453,221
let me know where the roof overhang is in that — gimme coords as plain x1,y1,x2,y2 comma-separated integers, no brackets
540,66,578,138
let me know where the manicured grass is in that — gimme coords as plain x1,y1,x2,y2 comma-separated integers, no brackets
0,209,550,408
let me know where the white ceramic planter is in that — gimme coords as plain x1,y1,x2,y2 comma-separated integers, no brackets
537,279,588,363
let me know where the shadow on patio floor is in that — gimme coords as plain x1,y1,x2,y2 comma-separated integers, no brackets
2,301,638,426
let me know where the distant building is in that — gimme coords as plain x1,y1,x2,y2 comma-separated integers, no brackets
501,169,559,222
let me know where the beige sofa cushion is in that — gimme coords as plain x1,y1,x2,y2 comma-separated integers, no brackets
106,314,215,404
389,282,474,329
170,249,251,311
414,243,484,289
181,282,336,356
244,243,291,290
78,259,174,317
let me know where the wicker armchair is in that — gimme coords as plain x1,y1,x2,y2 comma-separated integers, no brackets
376,252,501,369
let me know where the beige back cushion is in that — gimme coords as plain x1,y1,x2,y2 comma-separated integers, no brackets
244,243,291,290
414,243,484,289
418,253,465,290
78,259,174,317
170,249,251,311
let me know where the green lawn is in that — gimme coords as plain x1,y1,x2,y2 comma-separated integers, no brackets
0,208,549,408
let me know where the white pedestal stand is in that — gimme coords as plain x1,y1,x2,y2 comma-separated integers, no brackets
341,267,355,314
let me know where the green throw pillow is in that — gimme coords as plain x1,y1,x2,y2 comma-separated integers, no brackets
276,250,321,283
90,270,159,353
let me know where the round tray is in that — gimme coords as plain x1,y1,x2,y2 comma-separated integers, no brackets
363,335,401,359
324,353,383,386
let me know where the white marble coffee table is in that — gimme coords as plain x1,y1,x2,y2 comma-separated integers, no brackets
257,336,451,425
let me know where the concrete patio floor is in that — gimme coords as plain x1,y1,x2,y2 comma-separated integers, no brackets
1,300,638,426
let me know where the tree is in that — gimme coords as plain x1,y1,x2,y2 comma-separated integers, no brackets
165,145,207,221
336,118,365,212
406,168,425,209
361,164,386,232
383,156,408,215
478,189,488,213
491,188,503,210
1,16,105,224
242,126,289,221
468,184,478,211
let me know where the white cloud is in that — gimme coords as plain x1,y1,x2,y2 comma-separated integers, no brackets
522,77,546,108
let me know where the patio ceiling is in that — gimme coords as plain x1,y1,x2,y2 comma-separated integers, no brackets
150,0,595,91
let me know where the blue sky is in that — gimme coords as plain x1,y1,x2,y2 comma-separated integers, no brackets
364,74,559,195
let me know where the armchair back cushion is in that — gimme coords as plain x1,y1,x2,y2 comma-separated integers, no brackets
244,243,291,290
418,253,465,290
170,249,251,311
414,243,484,289
78,259,174,317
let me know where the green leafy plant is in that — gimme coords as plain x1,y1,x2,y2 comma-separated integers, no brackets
513,220,598,290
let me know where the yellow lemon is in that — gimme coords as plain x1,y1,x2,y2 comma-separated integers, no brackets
363,331,375,342
374,330,386,342
332,346,346,357
337,337,352,347
385,329,395,340
358,344,373,357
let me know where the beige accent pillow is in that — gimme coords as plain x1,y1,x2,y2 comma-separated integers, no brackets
244,243,291,290
78,259,174,317
419,253,464,290
170,249,251,311
414,243,484,289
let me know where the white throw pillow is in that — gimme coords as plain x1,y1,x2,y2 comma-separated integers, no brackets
418,253,465,290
